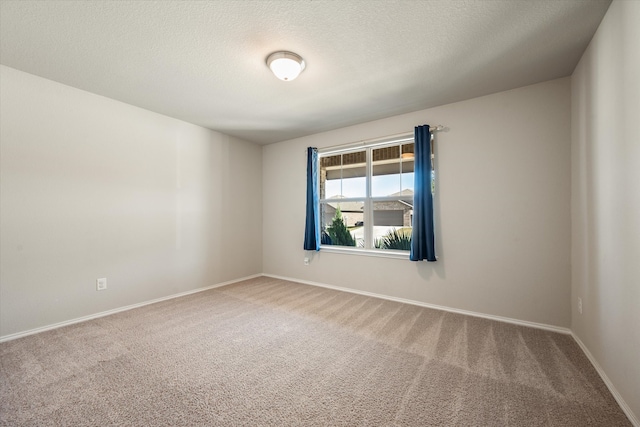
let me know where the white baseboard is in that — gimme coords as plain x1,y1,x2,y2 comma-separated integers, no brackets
0,274,262,343
262,273,571,335
571,333,639,427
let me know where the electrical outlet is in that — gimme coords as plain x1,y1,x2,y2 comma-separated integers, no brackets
96,278,107,291
578,297,582,315
304,257,310,266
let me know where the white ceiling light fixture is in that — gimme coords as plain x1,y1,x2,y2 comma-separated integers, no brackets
266,51,305,81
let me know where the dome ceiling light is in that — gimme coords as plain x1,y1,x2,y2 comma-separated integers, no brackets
266,51,305,81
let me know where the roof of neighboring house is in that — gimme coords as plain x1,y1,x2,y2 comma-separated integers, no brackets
325,196,363,213
390,189,414,197
326,190,414,211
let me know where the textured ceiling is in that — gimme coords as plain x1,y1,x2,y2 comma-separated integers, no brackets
0,0,611,145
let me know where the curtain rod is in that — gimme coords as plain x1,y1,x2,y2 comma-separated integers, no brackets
317,125,445,154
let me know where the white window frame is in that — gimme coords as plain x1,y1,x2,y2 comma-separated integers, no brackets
318,134,415,259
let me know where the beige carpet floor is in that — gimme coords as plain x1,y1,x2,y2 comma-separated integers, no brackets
0,276,632,426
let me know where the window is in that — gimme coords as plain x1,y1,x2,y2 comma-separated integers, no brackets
319,136,415,253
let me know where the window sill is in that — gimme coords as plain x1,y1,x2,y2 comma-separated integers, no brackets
319,245,410,260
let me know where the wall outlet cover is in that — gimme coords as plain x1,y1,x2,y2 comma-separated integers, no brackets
96,278,107,291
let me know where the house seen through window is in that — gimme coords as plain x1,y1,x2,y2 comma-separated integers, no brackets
319,139,416,252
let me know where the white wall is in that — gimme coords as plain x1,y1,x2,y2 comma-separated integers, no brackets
0,66,262,338
571,0,640,422
263,78,572,328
